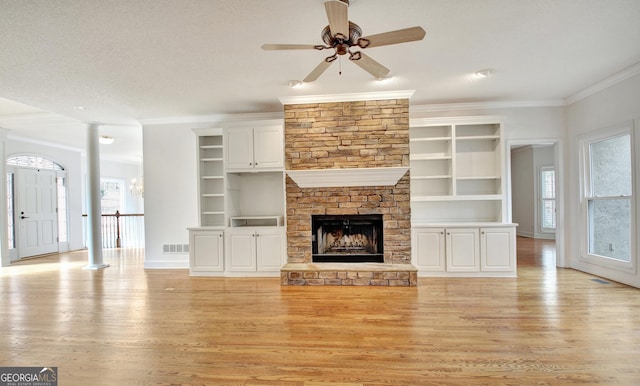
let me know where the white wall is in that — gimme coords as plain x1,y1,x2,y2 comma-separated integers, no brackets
5,139,85,252
511,146,535,236
565,72,640,287
142,122,201,268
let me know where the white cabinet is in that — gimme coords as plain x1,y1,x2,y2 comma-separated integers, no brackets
412,227,446,272
412,225,516,277
446,228,480,272
480,226,516,272
188,228,224,275
227,227,285,275
225,126,283,170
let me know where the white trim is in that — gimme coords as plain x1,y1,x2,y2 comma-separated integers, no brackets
577,121,636,275
279,90,415,105
505,138,565,267
566,62,640,105
410,100,565,114
7,134,84,153
410,115,503,127
139,112,284,126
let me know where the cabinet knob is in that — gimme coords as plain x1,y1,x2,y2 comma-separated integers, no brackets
440,231,444,235
249,162,253,166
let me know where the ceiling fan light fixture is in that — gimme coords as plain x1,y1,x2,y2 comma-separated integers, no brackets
475,68,494,78
99,135,115,145
376,74,393,82
288,80,303,88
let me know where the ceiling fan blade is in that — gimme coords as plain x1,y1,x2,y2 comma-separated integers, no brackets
324,1,349,38
303,60,333,82
351,52,390,79
360,26,426,48
262,44,317,50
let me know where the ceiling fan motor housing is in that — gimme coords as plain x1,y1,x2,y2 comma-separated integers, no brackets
321,21,363,54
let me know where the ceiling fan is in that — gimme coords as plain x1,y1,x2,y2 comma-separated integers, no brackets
262,0,426,82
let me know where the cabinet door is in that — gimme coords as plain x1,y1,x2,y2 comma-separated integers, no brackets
480,227,515,272
446,228,479,272
412,228,445,272
253,127,284,169
256,228,285,271
225,127,254,169
227,229,257,271
190,230,224,272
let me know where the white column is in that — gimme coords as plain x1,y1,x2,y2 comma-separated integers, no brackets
0,128,9,267
84,122,109,270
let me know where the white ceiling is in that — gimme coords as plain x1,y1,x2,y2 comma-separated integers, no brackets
1,0,640,163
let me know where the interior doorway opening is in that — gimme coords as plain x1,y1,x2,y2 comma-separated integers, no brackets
507,140,562,268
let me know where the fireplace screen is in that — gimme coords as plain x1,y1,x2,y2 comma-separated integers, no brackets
312,214,383,263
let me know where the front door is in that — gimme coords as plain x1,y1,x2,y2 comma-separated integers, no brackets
15,168,58,258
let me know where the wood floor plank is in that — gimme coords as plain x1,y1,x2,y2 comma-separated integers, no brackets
1,240,639,385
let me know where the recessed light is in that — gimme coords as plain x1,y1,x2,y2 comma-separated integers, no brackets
288,80,303,88
99,136,115,145
73,106,87,111
474,69,494,78
376,75,393,82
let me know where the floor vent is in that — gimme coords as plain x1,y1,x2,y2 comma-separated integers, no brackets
162,244,190,253
591,278,611,285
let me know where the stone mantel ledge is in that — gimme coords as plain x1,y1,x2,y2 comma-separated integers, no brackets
286,167,409,188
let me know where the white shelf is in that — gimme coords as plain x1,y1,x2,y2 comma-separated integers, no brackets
410,136,451,142
456,176,500,180
410,154,452,161
230,216,283,227
411,175,452,180
200,157,224,162
456,135,500,141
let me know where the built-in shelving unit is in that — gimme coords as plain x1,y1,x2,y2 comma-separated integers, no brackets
197,133,225,227
409,117,516,277
410,118,505,224
190,125,286,277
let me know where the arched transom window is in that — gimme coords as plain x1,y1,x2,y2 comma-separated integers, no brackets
7,155,64,171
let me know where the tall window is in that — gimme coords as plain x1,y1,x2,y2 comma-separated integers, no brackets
540,167,556,232
100,179,123,214
584,132,633,263
56,176,68,243
7,173,15,249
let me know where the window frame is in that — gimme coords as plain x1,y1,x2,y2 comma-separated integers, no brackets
539,165,556,234
579,122,636,273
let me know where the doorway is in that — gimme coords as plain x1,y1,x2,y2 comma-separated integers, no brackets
507,140,564,268
7,155,67,260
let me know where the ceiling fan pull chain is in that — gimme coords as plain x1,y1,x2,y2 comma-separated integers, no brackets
339,56,342,75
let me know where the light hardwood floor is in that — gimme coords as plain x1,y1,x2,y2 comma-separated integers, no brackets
1,238,639,385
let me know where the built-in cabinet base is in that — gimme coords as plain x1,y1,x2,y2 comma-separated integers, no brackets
412,224,517,277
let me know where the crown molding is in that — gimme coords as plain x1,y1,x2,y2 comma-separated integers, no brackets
410,99,565,114
565,62,640,105
139,112,284,126
279,90,415,105
7,134,84,153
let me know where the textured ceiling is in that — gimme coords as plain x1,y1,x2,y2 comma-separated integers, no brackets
1,0,640,162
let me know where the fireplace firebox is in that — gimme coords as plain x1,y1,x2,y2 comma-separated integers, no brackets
311,214,384,263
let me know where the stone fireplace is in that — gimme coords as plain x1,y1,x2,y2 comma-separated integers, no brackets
280,94,417,286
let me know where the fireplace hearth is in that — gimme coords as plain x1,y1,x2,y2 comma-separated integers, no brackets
312,214,383,263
